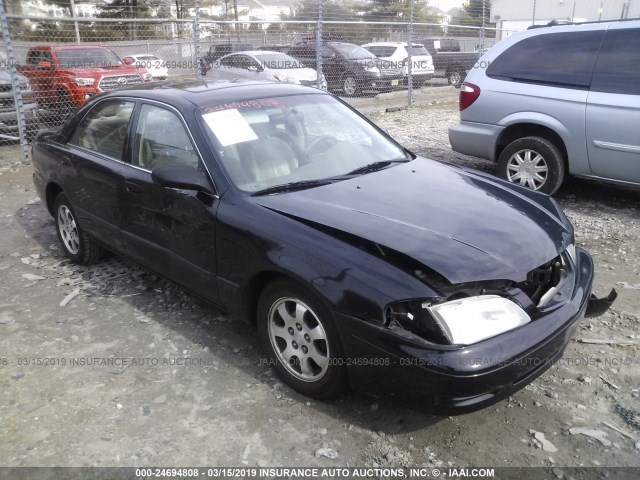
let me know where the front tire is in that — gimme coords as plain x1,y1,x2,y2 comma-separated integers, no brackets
342,74,358,97
257,279,347,399
53,193,104,265
497,136,565,195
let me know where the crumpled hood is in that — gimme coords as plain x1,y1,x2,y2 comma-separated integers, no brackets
255,158,572,284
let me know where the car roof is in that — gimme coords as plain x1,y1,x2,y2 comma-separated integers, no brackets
98,79,325,109
224,50,291,57
364,42,405,46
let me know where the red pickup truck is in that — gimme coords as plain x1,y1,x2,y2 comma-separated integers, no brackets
19,45,152,113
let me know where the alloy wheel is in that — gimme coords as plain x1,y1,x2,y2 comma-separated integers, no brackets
267,297,329,382
506,149,549,190
343,76,357,96
57,204,80,255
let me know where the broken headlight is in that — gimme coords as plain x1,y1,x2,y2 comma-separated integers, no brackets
386,295,531,346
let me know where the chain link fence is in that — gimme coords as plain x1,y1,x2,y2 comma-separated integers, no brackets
2,0,605,163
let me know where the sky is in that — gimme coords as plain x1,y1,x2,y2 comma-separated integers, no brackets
431,0,465,12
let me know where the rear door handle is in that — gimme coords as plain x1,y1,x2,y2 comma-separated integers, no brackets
124,181,143,193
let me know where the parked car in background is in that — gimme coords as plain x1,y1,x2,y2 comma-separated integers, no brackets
207,51,326,89
31,79,613,413
0,50,41,141
18,45,152,114
200,43,252,75
416,38,480,87
363,42,434,86
449,20,640,195
287,41,403,96
256,45,290,54
122,54,168,80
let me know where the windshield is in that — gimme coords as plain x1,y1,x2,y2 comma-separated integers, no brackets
332,44,375,60
56,48,123,69
199,94,410,193
254,53,307,70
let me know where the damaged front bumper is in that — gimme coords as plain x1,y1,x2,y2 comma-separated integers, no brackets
335,247,615,415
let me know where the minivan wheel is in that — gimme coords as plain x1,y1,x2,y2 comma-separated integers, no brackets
257,279,347,399
497,136,565,195
53,193,104,264
342,75,358,96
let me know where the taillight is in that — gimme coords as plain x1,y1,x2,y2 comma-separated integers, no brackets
459,82,481,111
402,57,408,67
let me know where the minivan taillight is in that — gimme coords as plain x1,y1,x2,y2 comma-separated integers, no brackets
459,82,481,111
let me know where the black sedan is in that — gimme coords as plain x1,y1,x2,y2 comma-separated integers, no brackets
31,80,615,414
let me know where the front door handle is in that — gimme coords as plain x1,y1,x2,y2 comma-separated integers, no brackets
124,181,143,193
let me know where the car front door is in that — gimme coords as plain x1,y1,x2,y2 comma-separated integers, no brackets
586,27,640,184
63,99,135,252
120,101,220,302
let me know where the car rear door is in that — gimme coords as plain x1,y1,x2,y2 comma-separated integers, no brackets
119,101,220,302
585,26,640,183
63,99,135,252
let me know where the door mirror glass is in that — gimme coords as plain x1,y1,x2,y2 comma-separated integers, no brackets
152,165,214,195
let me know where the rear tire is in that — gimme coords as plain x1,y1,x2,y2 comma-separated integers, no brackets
497,136,565,195
53,193,104,265
257,279,347,400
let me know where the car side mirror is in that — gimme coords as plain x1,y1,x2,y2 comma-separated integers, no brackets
38,61,52,69
151,166,215,196
248,65,262,72
123,57,133,65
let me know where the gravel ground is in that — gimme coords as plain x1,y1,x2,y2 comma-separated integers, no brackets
0,91,639,473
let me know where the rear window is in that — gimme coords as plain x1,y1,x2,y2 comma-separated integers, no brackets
408,45,429,56
365,46,397,58
590,28,640,95
487,30,605,88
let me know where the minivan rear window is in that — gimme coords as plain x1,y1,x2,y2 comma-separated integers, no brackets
486,31,605,89
590,28,640,95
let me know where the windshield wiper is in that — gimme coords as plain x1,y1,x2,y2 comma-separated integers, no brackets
344,159,409,176
251,179,334,196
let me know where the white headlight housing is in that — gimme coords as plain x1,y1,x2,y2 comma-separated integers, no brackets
73,77,95,87
427,295,530,345
364,65,380,73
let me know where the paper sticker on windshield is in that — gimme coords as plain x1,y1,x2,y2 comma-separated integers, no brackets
202,109,258,147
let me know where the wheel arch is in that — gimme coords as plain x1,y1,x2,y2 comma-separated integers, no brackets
45,182,63,216
241,270,299,325
496,122,569,172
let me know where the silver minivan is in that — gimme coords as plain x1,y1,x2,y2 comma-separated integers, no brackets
449,20,640,194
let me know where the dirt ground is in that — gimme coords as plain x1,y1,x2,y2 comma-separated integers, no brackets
0,92,639,473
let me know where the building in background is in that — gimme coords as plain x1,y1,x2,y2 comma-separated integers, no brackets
491,0,639,40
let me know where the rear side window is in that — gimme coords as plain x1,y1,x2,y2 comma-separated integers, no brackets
70,101,134,160
487,31,605,88
408,45,429,56
590,28,640,95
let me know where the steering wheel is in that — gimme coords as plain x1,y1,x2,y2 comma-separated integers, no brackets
303,136,339,161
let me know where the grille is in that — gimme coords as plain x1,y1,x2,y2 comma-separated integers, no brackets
300,80,317,86
98,74,143,91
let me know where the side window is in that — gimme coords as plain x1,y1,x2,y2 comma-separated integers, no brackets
70,101,134,160
220,55,237,68
133,104,199,170
487,31,605,88
28,49,52,66
591,28,640,95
